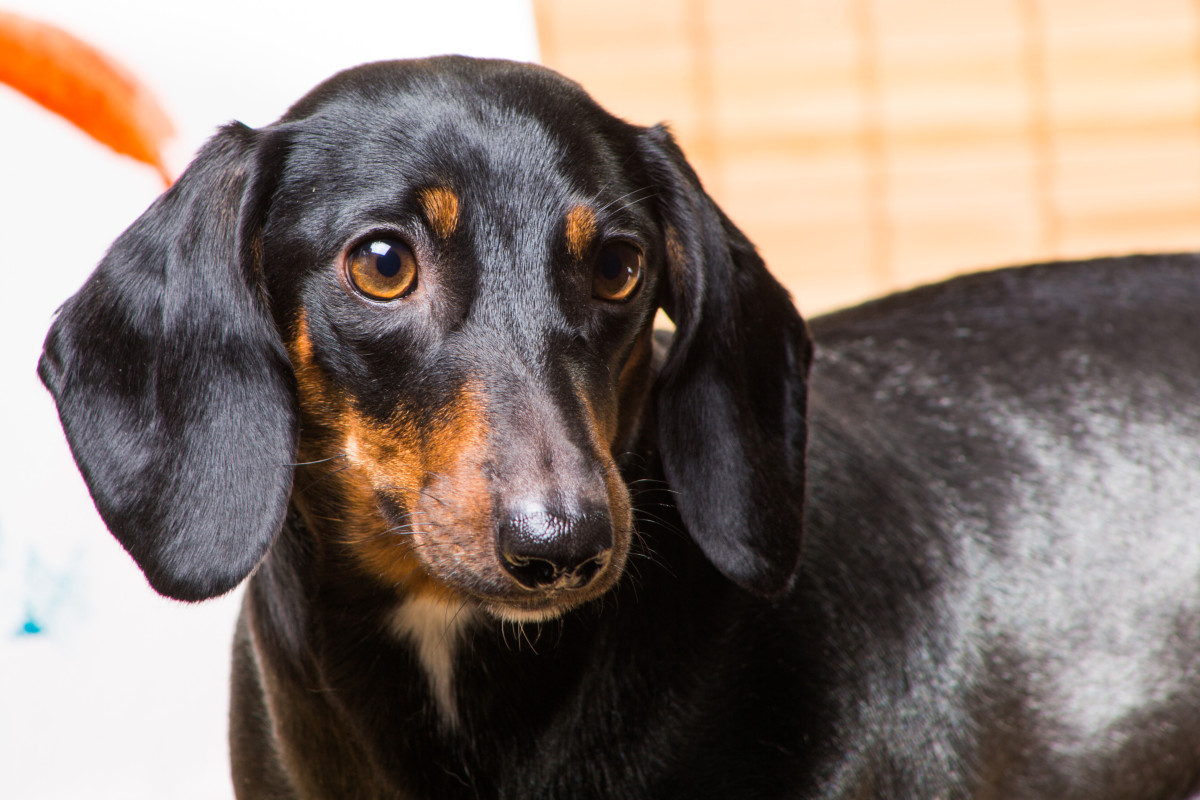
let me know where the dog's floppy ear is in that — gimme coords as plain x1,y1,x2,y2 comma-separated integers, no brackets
38,122,297,602
639,125,812,598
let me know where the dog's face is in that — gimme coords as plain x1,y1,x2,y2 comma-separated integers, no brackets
40,57,811,616
260,62,661,618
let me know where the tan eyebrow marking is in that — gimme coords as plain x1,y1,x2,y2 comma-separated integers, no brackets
419,186,460,239
565,203,597,259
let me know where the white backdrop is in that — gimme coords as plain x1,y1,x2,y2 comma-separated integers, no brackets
0,2,537,796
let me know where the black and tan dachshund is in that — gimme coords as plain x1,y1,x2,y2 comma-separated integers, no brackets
40,57,1200,798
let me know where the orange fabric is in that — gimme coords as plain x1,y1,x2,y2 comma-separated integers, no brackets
0,11,174,184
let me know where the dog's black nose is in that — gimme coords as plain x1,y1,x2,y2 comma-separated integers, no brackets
498,506,612,590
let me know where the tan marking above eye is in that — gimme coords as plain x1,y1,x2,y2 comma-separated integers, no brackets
346,238,418,301
592,241,644,302
565,204,597,259
419,186,460,239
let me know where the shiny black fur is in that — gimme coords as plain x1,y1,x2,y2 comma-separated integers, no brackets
41,57,1200,798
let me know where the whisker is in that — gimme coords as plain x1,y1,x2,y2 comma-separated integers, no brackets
597,185,658,216
519,622,539,654
291,460,352,496
286,454,348,468
587,181,614,207
444,598,474,643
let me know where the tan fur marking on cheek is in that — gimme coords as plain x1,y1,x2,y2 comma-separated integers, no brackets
419,186,460,239
565,203,597,259
572,372,619,451
614,326,654,446
287,310,313,370
287,310,342,436
340,388,495,600
413,387,495,563
339,413,429,583
415,392,521,602
284,312,465,601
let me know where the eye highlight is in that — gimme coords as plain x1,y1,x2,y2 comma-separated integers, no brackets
592,241,643,302
346,238,418,301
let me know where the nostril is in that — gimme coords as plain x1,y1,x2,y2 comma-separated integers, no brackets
498,506,613,590
571,553,608,587
503,554,561,589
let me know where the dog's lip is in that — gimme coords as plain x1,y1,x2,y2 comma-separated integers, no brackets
473,579,609,608
478,592,598,623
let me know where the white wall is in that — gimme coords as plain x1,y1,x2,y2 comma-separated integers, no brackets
0,2,537,796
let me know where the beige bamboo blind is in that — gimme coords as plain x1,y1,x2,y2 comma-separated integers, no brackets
534,0,1200,314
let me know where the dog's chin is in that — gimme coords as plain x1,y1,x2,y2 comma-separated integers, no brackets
483,602,575,624
475,584,616,624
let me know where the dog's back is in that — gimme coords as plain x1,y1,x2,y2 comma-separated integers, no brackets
795,254,1200,797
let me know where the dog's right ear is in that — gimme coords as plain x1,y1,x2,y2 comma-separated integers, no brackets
38,123,298,602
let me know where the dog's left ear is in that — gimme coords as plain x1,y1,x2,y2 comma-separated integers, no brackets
639,125,812,598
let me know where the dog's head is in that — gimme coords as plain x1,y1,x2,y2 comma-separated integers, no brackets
39,58,811,619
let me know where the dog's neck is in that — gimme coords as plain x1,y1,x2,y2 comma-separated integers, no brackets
388,594,476,728
283,500,479,728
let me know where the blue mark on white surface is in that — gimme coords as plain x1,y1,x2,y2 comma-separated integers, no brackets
1,523,86,640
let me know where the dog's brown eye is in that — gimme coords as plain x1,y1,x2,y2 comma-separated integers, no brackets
592,242,643,302
346,239,417,301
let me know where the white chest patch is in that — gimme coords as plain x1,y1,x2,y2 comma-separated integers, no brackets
389,595,476,726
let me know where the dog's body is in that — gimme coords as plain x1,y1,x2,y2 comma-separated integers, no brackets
40,57,1200,798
